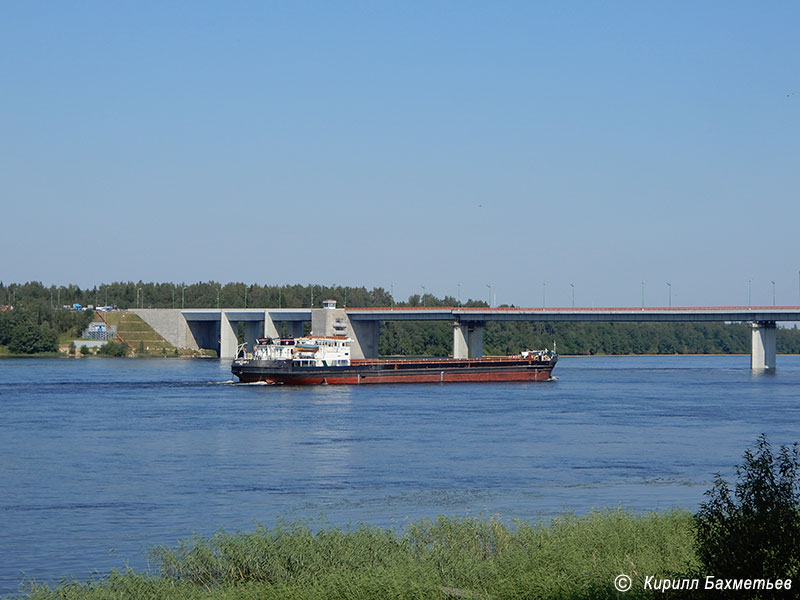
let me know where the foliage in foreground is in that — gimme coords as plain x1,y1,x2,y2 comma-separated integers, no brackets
16,509,697,600
694,434,800,594
12,438,800,599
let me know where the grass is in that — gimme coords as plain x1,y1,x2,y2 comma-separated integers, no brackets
100,311,177,355
13,509,699,600
99,312,215,357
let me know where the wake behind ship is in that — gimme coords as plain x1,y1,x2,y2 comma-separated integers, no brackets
231,335,557,385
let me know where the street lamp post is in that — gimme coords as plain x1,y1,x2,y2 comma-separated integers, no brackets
486,284,492,308
244,285,248,309
458,282,461,307
666,282,672,308
542,281,547,309
641,280,646,309
772,280,776,306
749,279,752,308
570,283,575,309
217,285,221,309
421,285,426,307
181,285,186,309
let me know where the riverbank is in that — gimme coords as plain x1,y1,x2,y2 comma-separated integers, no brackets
10,509,697,600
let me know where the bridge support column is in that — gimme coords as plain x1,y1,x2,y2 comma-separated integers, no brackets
751,321,777,371
453,322,484,358
263,311,280,338
350,321,379,359
219,312,238,359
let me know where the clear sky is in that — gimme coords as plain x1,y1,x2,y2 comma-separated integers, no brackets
2,1,798,308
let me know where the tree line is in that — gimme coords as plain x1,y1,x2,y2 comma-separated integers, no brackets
2,281,800,355
0,304,93,354
0,281,395,311
381,320,800,356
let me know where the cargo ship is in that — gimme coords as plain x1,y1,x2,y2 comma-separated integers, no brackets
231,336,557,384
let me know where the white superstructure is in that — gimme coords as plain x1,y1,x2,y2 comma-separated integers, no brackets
247,336,352,367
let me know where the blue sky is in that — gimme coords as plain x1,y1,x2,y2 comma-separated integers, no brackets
2,2,798,307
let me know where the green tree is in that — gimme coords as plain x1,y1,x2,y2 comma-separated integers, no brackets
7,321,57,354
694,435,800,596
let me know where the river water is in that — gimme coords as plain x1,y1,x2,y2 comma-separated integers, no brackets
1,355,799,595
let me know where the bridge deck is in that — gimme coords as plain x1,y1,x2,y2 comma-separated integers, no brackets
344,306,800,322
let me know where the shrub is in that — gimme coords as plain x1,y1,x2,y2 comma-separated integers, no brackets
97,340,129,357
694,434,800,591
79,345,90,356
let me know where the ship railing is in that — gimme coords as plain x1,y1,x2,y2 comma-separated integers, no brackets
354,354,553,365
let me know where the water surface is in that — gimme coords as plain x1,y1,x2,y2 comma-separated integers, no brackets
1,355,799,595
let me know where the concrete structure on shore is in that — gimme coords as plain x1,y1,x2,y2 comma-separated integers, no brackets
130,304,800,370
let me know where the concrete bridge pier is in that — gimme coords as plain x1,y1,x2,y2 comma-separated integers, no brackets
751,321,777,371
453,321,484,358
264,312,280,338
220,312,238,360
221,311,281,359
350,321,379,359
264,312,306,339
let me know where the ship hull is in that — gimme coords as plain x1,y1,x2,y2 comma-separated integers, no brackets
232,356,557,385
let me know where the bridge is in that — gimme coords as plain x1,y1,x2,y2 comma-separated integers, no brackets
130,304,800,370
